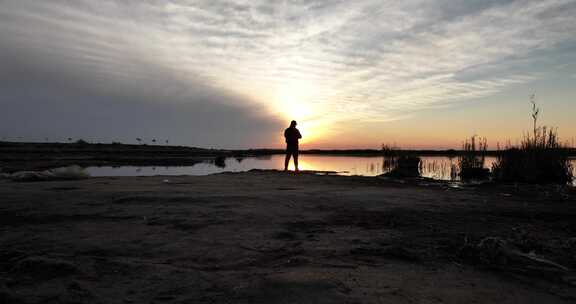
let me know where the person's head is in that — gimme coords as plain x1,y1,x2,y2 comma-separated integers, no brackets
290,120,297,128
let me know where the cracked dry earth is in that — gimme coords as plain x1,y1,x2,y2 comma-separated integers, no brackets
1,171,575,303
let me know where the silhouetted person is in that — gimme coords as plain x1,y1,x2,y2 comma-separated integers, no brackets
284,120,302,172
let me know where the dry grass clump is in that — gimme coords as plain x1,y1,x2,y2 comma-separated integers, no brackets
381,144,399,157
492,127,572,184
492,95,573,184
459,135,489,180
381,144,421,178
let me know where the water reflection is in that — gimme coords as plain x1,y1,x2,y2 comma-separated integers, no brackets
86,155,575,185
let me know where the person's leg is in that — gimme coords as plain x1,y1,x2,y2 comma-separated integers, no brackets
284,151,291,171
293,151,299,172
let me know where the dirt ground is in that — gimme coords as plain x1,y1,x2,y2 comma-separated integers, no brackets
1,171,575,303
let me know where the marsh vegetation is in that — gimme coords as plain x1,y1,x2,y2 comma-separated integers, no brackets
492,96,573,184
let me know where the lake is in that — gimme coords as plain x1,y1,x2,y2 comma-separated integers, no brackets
86,155,576,185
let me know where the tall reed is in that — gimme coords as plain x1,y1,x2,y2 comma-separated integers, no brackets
458,135,489,179
381,144,421,177
492,95,573,184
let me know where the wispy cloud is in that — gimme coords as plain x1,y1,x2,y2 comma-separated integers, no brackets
1,0,575,145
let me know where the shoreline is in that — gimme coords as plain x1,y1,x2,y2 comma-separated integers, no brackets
2,141,575,173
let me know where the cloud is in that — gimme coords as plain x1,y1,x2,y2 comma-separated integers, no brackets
1,0,576,146
0,41,282,148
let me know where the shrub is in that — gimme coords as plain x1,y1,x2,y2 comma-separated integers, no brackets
384,155,421,178
459,135,490,180
492,127,572,184
381,144,399,157
492,95,573,184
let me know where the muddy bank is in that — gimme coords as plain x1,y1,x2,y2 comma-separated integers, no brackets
0,171,575,303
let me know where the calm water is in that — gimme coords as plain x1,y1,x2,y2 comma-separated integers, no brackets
86,155,492,179
87,155,576,184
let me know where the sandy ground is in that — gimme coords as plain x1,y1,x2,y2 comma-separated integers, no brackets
1,171,575,303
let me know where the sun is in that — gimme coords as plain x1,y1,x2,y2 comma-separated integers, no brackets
271,82,331,146
291,119,326,145
274,82,315,120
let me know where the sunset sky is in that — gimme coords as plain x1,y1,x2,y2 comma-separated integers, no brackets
1,0,575,149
